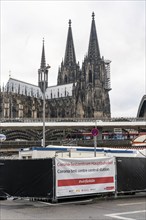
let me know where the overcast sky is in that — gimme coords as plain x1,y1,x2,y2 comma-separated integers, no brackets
0,0,145,118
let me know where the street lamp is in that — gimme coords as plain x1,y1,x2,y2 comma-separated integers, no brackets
91,120,98,157
41,64,50,148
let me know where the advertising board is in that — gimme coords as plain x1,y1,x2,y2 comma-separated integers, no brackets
55,157,115,197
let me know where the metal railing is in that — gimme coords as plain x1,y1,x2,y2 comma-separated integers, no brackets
0,117,146,123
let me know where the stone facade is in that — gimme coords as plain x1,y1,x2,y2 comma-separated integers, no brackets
0,13,111,119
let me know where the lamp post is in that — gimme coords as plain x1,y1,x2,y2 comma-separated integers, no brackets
91,120,98,157
41,65,50,148
42,76,46,148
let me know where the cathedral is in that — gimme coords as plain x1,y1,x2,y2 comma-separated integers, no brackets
0,12,111,119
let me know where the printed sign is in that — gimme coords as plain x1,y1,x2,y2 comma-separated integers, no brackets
55,157,115,197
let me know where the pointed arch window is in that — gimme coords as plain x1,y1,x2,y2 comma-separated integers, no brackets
64,75,67,83
18,84,20,94
25,87,27,96
89,70,92,83
12,83,14,92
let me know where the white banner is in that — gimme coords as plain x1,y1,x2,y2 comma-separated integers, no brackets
55,157,115,197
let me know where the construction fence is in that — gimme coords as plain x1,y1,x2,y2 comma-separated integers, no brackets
0,157,146,201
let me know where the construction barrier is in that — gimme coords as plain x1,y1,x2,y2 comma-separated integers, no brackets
0,159,53,198
116,157,146,193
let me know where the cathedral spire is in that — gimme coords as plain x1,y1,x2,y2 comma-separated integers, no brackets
57,19,80,85
64,20,76,66
88,12,101,61
40,38,46,69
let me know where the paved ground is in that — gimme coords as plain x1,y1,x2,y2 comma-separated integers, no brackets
0,193,146,220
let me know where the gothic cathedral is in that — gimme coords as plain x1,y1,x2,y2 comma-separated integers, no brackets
0,13,111,119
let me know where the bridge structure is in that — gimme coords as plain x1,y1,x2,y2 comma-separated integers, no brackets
0,118,146,141
0,117,145,155
0,117,146,130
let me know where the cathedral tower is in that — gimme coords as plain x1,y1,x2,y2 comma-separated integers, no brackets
77,12,111,118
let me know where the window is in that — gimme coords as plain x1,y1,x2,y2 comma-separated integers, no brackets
89,70,92,83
